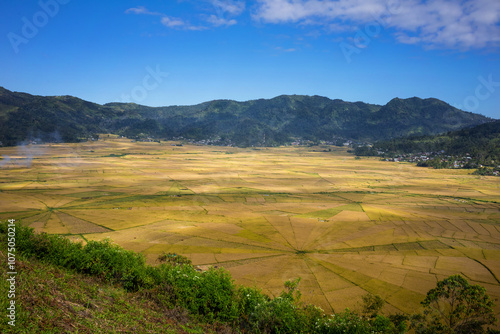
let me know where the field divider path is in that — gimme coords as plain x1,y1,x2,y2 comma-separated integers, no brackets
309,255,416,313
262,255,301,298
467,257,500,285
303,256,334,312
160,227,293,253
287,216,300,251
262,216,298,250
210,253,289,269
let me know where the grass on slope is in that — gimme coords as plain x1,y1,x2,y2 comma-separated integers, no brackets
0,255,231,334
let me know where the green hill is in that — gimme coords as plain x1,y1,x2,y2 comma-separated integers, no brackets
0,87,491,147
355,120,500,172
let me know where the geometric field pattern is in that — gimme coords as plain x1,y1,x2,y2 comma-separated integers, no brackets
1,138,499,316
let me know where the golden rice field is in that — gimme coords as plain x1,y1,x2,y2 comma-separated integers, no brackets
1,137,500,317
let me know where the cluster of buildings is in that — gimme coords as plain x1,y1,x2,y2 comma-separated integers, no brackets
382,151,499,175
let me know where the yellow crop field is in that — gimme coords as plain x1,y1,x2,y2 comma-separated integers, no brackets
1,137,499,318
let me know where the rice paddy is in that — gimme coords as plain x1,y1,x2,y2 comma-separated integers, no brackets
1,137,499,317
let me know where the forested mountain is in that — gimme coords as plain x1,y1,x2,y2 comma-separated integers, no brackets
0,87,491,147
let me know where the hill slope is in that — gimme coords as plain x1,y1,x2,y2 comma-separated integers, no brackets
356,120,500,171
0,87,491,147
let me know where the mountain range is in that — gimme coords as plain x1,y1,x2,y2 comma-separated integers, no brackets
0,87,492,147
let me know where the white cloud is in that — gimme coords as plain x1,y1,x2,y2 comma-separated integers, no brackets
161,16,186,28
125,6,162,16
205,1,244,27
126,4,241,30
253,0,500,49
126,6,207,31
209,0,246,15
275,46,297,52
207,14,238,26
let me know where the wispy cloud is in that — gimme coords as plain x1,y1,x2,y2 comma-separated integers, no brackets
204,0,245,27
160,16,186,28
275,46,297,52
159,16,206,31
126,3,243,30
209,0,246,16
207,15,238,27
253,0,500,50
125,6,163,16
125,6,205,31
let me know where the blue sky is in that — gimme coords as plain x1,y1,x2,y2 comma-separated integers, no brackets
1,0,500,118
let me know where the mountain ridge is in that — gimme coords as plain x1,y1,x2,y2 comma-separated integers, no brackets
0,87,493,147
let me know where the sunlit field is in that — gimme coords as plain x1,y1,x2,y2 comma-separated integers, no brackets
1,137,499,316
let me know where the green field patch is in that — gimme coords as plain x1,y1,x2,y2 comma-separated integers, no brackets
0,210,46,223
323,240,452,253
102,153,128,158
273,194,306,203
322,192,369,203
374,244,398,252
330,210,371,222
143,243,277,255
185,195,225,205
66,191,124,198
238,217,296,249
472,241,500,250
235,229,274,243
219,186,269,194
172,225,291,253
165,181,195,195
385,289,425,314
342,203,364,211
362,278,402,299
393,242,424,251
65,209,186,230
214,254,286,269
362,205,405,220
311,256,373,286
67,194,213,209
296,203,362,219
419,240,452,250
56,211,112,234
19,211,51,224
325,246,375,253
218,195,246,203
43,212,70,234
289,170,321,177
258,210,294,216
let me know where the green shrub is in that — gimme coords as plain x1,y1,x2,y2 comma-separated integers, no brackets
157,251,192,266
361,293,385,318
411,274,497,334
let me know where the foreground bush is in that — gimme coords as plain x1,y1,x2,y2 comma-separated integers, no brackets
411,275,497,334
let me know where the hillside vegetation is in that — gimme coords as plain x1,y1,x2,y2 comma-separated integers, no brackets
0,87,490,147
2,222,498,333
355,120,500,173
